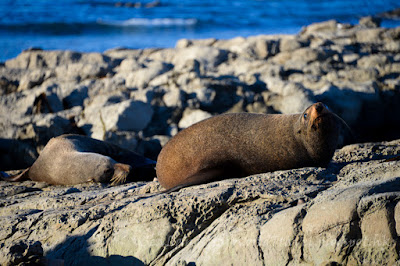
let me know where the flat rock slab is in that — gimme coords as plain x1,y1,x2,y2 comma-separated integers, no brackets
1,140,399,265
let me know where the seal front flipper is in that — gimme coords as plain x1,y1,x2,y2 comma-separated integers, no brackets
159,167,226,191
1,168,30,182
110,163,132,185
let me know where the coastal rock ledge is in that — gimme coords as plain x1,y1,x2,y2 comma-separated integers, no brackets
1,19,400,265
1,139,400,265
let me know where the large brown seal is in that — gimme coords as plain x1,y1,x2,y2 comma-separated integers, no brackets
156,102,353,190
2,134,156,185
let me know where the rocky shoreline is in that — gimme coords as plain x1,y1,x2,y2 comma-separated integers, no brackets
1,18,400,265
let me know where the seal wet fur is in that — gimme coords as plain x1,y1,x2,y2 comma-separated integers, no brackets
2,134,156,185
156,102,353,190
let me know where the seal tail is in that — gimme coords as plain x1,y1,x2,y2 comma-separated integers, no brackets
1,168,30,182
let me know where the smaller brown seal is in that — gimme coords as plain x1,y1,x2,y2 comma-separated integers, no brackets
156,102,353,190
2,134,155,185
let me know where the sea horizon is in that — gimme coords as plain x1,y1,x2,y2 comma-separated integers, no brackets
1,0,400,62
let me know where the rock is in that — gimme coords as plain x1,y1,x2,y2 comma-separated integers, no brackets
175,38,193,48
359,16,382,28
17,69,53,91
162,88,185,108
224,36,279,59
115,58,143,73
194,87,217,108
357,54,388,70
125,61,173,89
0,134,400,265
355,28,385,43
300,20,339,35
78,96,153,140
62,84,89,108
5,50,80,69
176,38,217,48
178,109,212,129
377,8,400,19
173,46,229,69
279,36,305,52
0,76,19,95
0,240,44,266
260,78,315,114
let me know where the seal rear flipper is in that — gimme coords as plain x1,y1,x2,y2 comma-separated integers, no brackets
1,168,30,182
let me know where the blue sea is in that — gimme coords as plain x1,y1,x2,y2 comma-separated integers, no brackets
1,0,400,62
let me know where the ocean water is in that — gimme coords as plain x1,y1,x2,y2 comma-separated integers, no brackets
1,0,400,61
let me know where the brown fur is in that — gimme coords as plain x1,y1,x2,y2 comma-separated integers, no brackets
156,102,349,190
2,134,155,185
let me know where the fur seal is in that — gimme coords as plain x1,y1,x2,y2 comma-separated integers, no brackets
2,134,156,185
156,102,352,190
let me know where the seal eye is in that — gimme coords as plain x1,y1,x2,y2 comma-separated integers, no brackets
303,113,308,120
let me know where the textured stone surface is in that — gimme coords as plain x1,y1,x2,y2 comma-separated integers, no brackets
1,140,399,265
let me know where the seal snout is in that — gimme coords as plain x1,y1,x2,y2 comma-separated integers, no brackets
310,102,329,129
310,102,327,118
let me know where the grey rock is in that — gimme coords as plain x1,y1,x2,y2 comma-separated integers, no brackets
279,36,305,52
178,108,212,129
5,50,82,69
355,28,385,43
173,46,229,69
115,58,143,73
0,239,44,266
359,16,382,28
300,20,339,35
18,69,53,91
78,96,153,140
125,61,173,89
357,54,389,70
1,137,400,265
162,88,185,108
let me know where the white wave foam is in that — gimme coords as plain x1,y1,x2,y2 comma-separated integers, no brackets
98,18,197,27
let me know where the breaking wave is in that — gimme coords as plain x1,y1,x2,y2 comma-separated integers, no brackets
97,18,198,27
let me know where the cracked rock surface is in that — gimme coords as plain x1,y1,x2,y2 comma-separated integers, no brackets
1,140,399,265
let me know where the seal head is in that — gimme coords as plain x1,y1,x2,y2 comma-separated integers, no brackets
295,102,340,166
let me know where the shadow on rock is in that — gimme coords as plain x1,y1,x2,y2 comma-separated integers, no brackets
0,138,38,170
315,85,400,142
46,227,145,266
